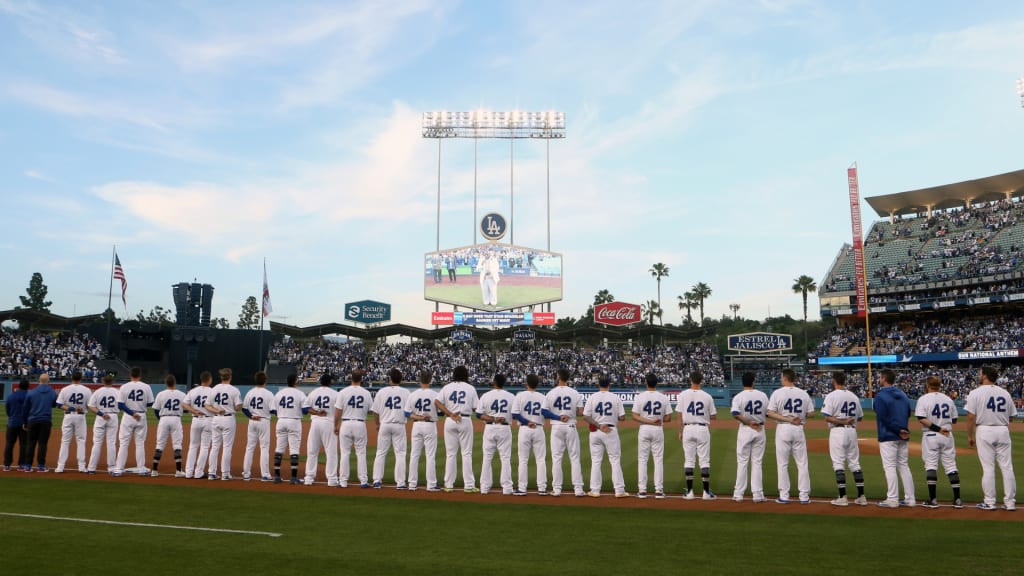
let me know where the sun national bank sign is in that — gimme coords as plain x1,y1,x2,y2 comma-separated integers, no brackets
345,300,392,324
727,332,793,353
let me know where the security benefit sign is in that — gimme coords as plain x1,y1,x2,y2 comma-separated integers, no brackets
344,300,392,324
727,332,793,353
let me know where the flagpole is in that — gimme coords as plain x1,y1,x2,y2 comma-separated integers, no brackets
259,258,265,372
105,246,115,356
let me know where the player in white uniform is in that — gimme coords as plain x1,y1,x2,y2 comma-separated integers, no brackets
405,370,440,492
206,368,243,480
583,376,628,498
303,373,339,486
55,371,92,473
730,372,768,503
542,368,585,497
335,370,373,488
633,373,673,499
511,373,547,496
435,365,480,493
677,371,717,500
86,374,120,474
113,367,154,477
915,375,962,509
183,371,214,479
150,374,187,477
820,372,866,507
273,373,306,484
965,366,1017,511
371,368,411,489
766,368,814,504
477,373,517,495
242,371,276,482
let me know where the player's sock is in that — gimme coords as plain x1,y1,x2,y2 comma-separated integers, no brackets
684,468,694,493
948,471,961,501
834,469,847,498
290,454,299,479
926,469,938,501
853,470,864,497
700,468,710,493
152,449,162,471
274,453,283,476
174,449,182,471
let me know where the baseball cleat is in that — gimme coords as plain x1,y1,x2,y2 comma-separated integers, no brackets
222,474,233,481
587,491,601,498
150,470,160,477
373,482,382,489
443,487,454,493
703,491,717,501
899,499,916,508
831,497,849,507
655,492,666,500
614,492,631,499
111,471,123,477
86,470,96,475
426,486,441,492
261,475,273,482
327,482,339,488
395,485,408,490
407,486,417,491
273,476,283,484
952,498,963,509
877,500,900,508
465,487,480,494
732,496,743,503
360,483,371,489
2,466,9,472
242,475,252,481
480,490,490,495
854,496,868,506
682,491,695,500
78,468,87,473
290,478,300,485
303,479,314,486
551,490,561,497
20,466,33,472
799,499,810,505
921,499,939,509
207,474,217,480
637,492,648,499
339,483,348,488
512,490,527,496
537,490,548,496
976,502,997,510
752,497,766,503
774,498,790,505
574,491,586,498
54,469,65,474
35,467,49,473
173,471,185,478
1003,503,1017,511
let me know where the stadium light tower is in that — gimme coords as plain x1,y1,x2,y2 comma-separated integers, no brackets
1018,77,1024,107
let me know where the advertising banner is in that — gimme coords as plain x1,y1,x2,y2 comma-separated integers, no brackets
848,165,868,317
344,300,391,323
594,302,642,326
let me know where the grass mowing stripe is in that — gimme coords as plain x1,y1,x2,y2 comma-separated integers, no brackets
0,511,282,537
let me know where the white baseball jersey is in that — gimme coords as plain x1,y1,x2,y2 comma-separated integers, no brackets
274,387,307,419
406,388,440,420
965,385,1017,425
915,391,957,431
730,389,769,425
583,390,625,427
153,389,187,417
335,386,373,420
437,381,479,417
821,389,863,428
511,390,546,426
88,387,121,414
676,389,716,424
186,386,214,416
243,387,275,419
57,384,92,413
478,389,516,422
768,386,814,420
119,380,154,414
304,387,338,421
209,383,242,415
543,386,582,420
372,386,410,424
634,390,673,424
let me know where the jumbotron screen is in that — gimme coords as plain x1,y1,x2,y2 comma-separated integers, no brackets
424,243,563,311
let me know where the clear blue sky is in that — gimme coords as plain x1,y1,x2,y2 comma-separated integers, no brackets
2,0,1022,328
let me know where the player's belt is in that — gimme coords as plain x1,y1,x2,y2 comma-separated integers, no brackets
415,419,435,423
343,419,364,422
487,422,509,426
597,424,615,428
685,423,707,426
838,425,856,428
279,417,299,420
217,413,233,417
159,415,180,418
924,432,936,437
459,413,473,417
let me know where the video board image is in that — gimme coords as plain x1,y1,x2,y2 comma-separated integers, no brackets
424,243,563,311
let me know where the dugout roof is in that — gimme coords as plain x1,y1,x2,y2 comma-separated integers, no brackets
865,168,1024,217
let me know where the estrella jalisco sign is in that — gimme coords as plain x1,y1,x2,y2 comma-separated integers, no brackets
727,332,793,353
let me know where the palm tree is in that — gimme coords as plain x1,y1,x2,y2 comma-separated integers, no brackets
593,289,615,305
729,303,740,320
691,282,712,326
678,292,696,324
792,275,818,356
649,263,670,325
641,300,662,325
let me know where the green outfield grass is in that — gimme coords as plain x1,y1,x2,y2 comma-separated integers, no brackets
424,283,561,309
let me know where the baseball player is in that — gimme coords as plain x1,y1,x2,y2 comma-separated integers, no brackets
405,370,440,492
730,372,768,502
54,371,92,474
821,371,866,507
206,368,243,481
435,365,480,493
113,367,154,477
511,373,547,496
335,370,372,488
183,371,214,480
150,374,187,477
370,368,410,489
242,371,276,482
273,373,306,484
583,376,628,498
875,368,915,508
677,371,717,500
477,373,516,495
86,374,120,474
303,373,339,486
766,368,815,504
965,365,1017,511
915,375,962,509
542,367,584,497
633,373,673,499
477,251,501,307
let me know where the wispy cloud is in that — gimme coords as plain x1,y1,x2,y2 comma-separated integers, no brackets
0,0,126,64
5,82,168,131
24,169,53,182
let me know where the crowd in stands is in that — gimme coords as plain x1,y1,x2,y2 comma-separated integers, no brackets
815,315,1024,357
0,331,104,380
801,364,1024,401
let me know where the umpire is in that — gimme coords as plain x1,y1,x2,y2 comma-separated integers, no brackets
4,379,30,471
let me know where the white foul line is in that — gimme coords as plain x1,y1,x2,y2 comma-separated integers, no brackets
0,512,282,538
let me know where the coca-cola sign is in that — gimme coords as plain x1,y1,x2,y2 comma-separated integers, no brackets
594,302,642,326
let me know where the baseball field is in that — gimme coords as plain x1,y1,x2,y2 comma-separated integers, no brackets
2,410,1021,575
424,274,562,309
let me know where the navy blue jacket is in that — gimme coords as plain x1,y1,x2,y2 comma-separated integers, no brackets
6,389,29,428
874,386,910,442
22,384,57,424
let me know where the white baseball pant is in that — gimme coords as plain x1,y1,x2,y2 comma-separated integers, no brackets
549,422,583,494
274,418,302,455
408,421,437,489
921,432,957,474
372,422,408,486
733,425,765,500
87,414,118,472
304,419,338,485
976,426,1016,507
775,423,810,501
682,425,711,469
208,415,237,477
637,424,665,494
480,424,513,494
517,424,547,493
339,420,368,486
155,417,184,451
243,419,271,479
828,427,861,471
879,440,915,503
56,413,87,472
589,427,625,495
114,414,148,473
443,417,475,490
185,417,212,478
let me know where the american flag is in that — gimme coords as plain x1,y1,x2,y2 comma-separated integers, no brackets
262,262,273,317
114,253,127,307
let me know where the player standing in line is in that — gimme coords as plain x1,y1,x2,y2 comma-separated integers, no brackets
512,373,547,496
766,368,815,504
273,373,306,484
874,368,915,508
966,365,1017,511
582,376,628,498
821,372,866,507
676,372,717,500
303,373,339,486
183,371,214,480
915,375,962,509
242,371,276,482
370,368,410,489
633,373,673,499
113,367,154,477
206,368,243,481
730,372,768,503
86,375,120,474
3,379,30,472
55,371,92,474
435,365,480,493
405,370,440,492
150,374,187,478
477,373,516,495
542,368,585,497
335,370,372,488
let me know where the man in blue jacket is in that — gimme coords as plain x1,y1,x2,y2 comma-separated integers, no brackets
874,368,915,508
22,373,58,472
4,379,30,471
